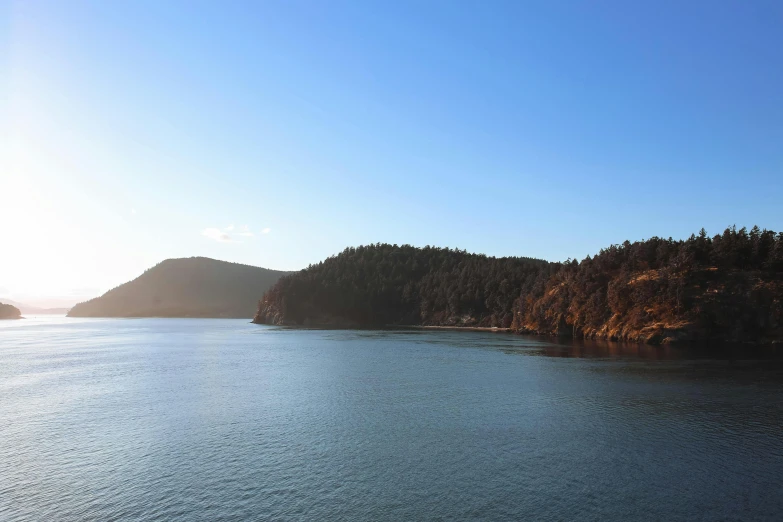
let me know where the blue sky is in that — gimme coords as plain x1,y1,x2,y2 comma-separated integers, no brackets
2,0,782,304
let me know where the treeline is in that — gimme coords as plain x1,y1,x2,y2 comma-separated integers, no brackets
256,244,554,327
516,226,783,343
254,226,783,343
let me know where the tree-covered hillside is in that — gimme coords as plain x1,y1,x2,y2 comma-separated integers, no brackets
69,257,288,318
256,244,553,327
0,302,22,320
254,227,783,344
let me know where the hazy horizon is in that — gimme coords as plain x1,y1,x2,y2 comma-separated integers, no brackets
3,1,782,302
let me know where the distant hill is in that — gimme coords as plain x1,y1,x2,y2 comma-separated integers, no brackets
0,302,22,319
0,298,70,315
68,257,289,318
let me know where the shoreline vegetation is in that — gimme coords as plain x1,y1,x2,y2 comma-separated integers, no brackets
254,226,783,346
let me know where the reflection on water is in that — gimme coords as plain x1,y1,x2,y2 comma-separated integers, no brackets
1,318,782,521
512,335,783,361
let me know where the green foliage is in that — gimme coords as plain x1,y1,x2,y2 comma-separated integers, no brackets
519,226,783,342
258,244,553,327
257,227,783,343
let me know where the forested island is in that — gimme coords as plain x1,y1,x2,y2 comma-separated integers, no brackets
0,302,22,320
254,226,783,344
69,257,288,318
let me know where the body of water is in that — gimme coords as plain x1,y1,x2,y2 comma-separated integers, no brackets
1,317,782,520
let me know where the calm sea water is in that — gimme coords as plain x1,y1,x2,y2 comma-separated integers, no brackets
1,317,782,521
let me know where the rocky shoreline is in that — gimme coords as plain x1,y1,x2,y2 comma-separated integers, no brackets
253,306,782,345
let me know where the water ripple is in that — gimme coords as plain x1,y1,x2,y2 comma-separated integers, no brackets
1,318,782,521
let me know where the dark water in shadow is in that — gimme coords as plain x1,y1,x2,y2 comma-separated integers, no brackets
515,335,782,360
1,317,782,521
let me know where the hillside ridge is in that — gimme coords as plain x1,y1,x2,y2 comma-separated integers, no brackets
69,256,289,318
254,227,783,345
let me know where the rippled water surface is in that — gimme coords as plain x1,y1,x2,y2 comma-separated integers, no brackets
1,317,782,521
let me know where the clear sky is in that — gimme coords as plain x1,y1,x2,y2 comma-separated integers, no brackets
2,0,782,305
